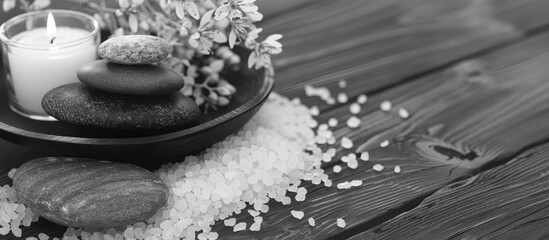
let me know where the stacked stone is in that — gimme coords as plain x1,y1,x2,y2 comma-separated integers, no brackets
42,35,200,130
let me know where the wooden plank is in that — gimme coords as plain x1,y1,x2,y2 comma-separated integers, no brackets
259,0,549,107
351,142,549,240
1,0,549,238
212,31,549,239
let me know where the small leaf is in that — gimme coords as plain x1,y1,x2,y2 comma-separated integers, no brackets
217,97,230,106
248,51,257,68
32,0,50,10
240,5,258,13
200,10,215,29
132,0,145,7
228,29,237,48
188,34,200,48
209,91,219,101
2,0,16,12
266,34,283,42
212,31,227,43
214,5,230,21
185,1,200,20
175,1,185,19
217,87,231,96
118,0,130,8
128,13,139,33
210,60,225,72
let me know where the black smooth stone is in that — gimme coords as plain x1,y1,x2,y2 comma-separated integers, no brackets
42,83,200,130
13,157,169,228
77,60,184,96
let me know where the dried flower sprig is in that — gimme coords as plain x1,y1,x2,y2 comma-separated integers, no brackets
2,0,282,110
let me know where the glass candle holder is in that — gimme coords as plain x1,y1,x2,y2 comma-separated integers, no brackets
0,10,100,121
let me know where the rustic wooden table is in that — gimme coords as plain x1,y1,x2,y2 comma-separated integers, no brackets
2,0,549,239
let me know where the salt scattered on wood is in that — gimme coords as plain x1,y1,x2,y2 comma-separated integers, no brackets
328,118,338,127
394,165,401,173
291,210,304,220
380,100,392,112
346,116,361,128
333,165,342,173
373,164,384,172
310,106,320,116
224,218,237,227
337,218,346,228
327,148,336,157
304,85,334,105
398,108,410,119
295,187,307,202
5,93,334,239
349,103,361,114
347,159,359,169
380,140,390,148
337,93,348,103
233,222,247,232
38,233,49,240
360,152,370,161
341,137,354,149
338,79,347,88
248,210,260,217
357,94,368,104
349,180,363,187
308,217,316,227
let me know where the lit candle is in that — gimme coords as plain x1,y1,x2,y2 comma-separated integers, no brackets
1,10,100,120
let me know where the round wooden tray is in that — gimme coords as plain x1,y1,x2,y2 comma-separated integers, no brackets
0,49,273,168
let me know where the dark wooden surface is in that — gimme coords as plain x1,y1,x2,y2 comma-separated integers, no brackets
2,0,549,239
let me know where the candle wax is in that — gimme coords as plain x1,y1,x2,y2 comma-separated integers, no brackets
7,27,97,115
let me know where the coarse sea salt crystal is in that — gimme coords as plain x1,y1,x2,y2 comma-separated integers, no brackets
360,152,369,161
347,159,359,169
291,210,304,219
248,210,260,217
328,118,338,127
337,218,346,228
349,180,362,187
333,165,342,173
337,93,348,103
336,182,351,189
233,222,247,232
380,140,390,148
338,79,347,88
310,106,320,116
357,94,368,104
380,100,392,112
394,165,401,173
349,103,361,114
38,233,49,240
373,164,384,172
308,217,316,227
341,137,353,149
346,116,361,129
399,108,410,119
224,218,236,227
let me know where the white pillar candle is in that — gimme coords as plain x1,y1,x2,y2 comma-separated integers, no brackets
8,27,97,115
1,10,99,120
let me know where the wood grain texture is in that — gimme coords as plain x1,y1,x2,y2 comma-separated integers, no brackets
212,31,549,239
1,0,549,239
261,0,549,108
352,142,549,240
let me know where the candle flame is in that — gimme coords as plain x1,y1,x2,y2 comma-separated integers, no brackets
46,12,57,44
